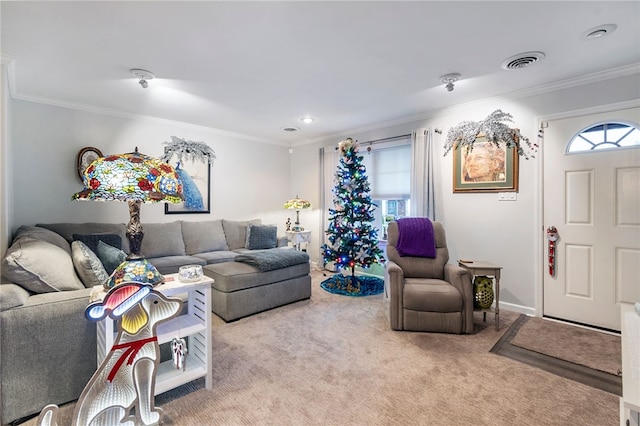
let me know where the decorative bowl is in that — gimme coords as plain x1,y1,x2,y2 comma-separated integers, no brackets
178,265,203,282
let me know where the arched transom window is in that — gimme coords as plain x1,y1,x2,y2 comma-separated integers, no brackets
567,121,640,153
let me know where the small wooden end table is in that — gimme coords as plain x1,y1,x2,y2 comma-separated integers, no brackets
458,260,502,331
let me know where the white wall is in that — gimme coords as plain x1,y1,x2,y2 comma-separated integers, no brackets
9,100,292,235
0,63,12,255
293,72,640,313
5,71,639,314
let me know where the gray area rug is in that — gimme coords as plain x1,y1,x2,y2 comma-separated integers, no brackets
491,314,622,396
20,271,619,426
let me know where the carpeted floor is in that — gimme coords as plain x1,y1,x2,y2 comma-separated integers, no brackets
491,314,622,396
21,270,620,426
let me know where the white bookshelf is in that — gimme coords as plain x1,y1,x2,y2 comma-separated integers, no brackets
96,275,213,395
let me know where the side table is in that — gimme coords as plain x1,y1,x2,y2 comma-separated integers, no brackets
458,260,502,331
96,274,213,394
620,303,640,426
286,230,311,251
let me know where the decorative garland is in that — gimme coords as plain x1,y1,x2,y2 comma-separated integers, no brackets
443,110,537,159
161,136,217,165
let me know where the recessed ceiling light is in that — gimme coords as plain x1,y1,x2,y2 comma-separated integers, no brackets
281,126,299,132
300,116,315,124
501,51,545,71
583,24,617,40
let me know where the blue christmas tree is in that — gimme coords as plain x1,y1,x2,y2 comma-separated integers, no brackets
321,138,384,294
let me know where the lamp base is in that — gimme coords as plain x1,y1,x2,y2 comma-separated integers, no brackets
127,200,144,257
291,225,304,232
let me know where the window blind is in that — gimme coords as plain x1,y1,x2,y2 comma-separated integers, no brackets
362,144,411,200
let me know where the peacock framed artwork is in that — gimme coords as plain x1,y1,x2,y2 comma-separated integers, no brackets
162,137,215,214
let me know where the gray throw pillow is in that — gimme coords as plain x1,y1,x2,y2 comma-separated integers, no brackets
95,240,127,275
13,225,71,255
181,220,229,254
245,224,278,250
0,283,30,310
73,233,122,254
71,240,109,288
38,223,130,254
140,222,186,258
222,219,262,250
2,237,85,293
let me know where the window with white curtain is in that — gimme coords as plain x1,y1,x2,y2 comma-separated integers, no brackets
362,144,411,200
360,139,411,243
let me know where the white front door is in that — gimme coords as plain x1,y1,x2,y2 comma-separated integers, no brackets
543,107,640,331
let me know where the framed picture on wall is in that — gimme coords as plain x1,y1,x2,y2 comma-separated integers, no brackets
165,155,211,214
452,134,519,193
76,147,103,182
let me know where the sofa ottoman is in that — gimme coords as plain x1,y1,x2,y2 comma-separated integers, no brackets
204,251,311,321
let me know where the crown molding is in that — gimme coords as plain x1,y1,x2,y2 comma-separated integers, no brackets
11,90,289,146
3,58,288,147
5,56,638,149
503,63,640,100
294,63,640,147
1,54,18,99
538,99,640,123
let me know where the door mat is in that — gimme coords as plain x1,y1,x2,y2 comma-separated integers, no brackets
511,316,621,375
490,315,622,395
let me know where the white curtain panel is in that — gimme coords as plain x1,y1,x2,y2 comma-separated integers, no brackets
410,128,437,219
320,146,340,269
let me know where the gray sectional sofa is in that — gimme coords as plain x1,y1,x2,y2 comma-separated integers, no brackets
0,219,311,425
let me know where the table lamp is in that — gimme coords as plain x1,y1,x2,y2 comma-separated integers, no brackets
284,195,311,231
73,147,183,288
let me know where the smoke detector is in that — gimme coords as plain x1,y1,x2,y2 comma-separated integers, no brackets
501,52,545,70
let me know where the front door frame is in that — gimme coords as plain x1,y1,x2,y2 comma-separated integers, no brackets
535,99,640,320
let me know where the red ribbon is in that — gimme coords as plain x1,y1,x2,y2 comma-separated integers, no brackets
107,336,157,382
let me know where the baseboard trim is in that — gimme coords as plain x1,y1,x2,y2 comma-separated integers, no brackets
499,301,535,317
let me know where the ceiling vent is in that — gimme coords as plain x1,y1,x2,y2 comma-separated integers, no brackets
501,51,546,70
281,126,299,132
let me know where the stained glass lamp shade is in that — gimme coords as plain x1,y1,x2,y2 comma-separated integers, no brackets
73,148,183,287
284,196,311,231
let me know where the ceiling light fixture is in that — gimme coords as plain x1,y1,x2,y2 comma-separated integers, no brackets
583,24,617,40
130,68,155,89
439,73,462,92
300,116,315,124
281,126,299,132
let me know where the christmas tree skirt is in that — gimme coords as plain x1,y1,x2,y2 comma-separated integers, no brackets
320,274,384,297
